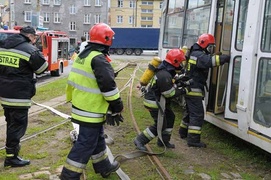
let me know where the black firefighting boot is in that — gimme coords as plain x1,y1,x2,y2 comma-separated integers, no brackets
157,134,175,148
187,133,206,148
179,127,188,139
179,123,188,139
134,132,151,151
100,161,120,178
4,146,30,167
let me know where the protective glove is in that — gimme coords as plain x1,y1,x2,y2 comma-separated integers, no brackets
177,86,191,95
219,54,231,64
175,78,193,88
214,52,222,55
175,80,186,88
106,111,124,126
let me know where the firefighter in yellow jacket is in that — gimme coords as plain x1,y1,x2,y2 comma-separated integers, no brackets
60,23,124,179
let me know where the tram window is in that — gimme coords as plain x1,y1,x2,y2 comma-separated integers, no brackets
163,0,185,48
229,56,241,112
235,0,248,51
188,0,211,9
183,6,211,47
261,0,271,52
221,0,234,52
254,58,271,127
168,0,185,14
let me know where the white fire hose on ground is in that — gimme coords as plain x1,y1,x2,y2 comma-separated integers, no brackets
32,101,130,180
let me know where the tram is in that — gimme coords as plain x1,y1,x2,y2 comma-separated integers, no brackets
158,0,271,153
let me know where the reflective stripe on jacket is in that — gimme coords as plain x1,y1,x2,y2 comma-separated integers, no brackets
143,70,176,109
66,51,113,123
186,43,222,97
0,34,48,108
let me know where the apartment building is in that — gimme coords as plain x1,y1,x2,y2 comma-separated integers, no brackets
109,0,163,28
13,0,109,46
0,0,9,25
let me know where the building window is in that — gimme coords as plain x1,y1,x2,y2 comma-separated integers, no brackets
54,12,60,23
84,31,89,40
94,14,101,24
141,9,153,13
54,0,61,5
42,0,50,5
95,0,101,6
70,5,76,14
117,15,123,23
141,16,153,21
43,12,50,22
118,0,123,8
84,14,91,24
70,22,76,31
130,0,135,8
24,11,32,22
142,1,153,5
24,0,31,4
84,0,91,6
141,25,153,27
160,1,163,9
129,16,134,24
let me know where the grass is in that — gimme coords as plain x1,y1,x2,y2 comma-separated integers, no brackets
33,77,68,102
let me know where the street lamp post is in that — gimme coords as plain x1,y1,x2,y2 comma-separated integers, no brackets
9,0,14,29
135,0,138,27
132,0,135,27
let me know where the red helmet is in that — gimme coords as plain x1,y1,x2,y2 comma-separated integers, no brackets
89,23,115,46
165,49,186,68
197,33,215,49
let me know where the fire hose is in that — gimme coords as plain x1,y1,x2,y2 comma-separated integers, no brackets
31,62,169,179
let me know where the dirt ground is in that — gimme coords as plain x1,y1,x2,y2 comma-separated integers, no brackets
0,102,271,179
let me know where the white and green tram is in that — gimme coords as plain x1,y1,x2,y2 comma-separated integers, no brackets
158,0,271,153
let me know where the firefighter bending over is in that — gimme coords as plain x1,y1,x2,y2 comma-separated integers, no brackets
134,49,189,151
0,26,48,167
60,23,124,179
179,33,230,148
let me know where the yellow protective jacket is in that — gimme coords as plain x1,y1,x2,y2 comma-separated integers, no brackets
66,50,121,125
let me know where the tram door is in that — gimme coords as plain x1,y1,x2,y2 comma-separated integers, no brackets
207,0,234,115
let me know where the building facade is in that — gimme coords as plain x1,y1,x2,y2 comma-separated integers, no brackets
13,0,109,47
0,0,9,27
109,0,163,28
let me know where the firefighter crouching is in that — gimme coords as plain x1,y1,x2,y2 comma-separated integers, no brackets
0,26,48,167
134,49,190,151
60,23,124,179
179,33,230,148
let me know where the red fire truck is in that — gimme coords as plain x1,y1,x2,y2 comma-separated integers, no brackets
0,26,70,76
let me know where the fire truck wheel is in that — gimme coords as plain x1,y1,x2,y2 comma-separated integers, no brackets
50,63,63,76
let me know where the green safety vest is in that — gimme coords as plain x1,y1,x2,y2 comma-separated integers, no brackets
66,51,109,123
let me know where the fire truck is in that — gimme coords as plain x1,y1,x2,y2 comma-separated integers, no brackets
0,26,70,76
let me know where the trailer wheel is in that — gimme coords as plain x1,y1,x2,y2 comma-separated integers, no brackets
109,49,115,54
125,49,133,55
116,48,124,55
134,49,142,56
